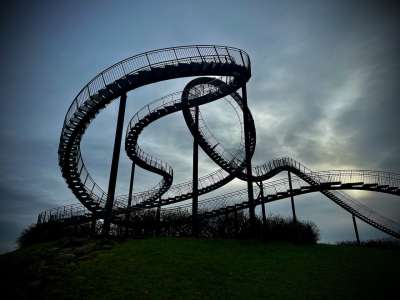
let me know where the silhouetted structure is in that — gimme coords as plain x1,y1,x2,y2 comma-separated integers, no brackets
38,45,400,242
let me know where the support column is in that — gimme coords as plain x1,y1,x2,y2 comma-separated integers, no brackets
234,209,239,236
91,216,97,235
352,214,361,245
259,181,267,225
102,93,127,236
192,105,199,237
156,200,161,237
125,162,136,236
288,171,297,223
242,84,256,230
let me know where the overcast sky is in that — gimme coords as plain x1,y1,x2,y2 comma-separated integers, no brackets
0,0,399,253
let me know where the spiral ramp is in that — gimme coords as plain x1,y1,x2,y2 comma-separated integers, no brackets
38,45,400,239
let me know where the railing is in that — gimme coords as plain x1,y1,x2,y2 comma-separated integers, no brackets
330,190,400,233
64,46,250,127
252,157,313,178
37,203,91,224
38,174,297,224
53,151,400,220
115,168,231,207
38,164,400,232
161,170,400,235
307,170,400,187
284,159,400,235
161,177,302,215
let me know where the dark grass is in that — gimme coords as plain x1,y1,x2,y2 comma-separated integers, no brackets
338,238,400,250
1,238,399,300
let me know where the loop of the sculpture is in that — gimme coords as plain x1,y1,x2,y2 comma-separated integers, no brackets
181,77,256,178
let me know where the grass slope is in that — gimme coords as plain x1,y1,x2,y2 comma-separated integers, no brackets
1,238,399,300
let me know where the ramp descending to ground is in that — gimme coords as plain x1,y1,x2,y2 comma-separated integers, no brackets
38,45,400,239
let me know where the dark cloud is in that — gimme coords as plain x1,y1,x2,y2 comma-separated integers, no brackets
1,0,399,252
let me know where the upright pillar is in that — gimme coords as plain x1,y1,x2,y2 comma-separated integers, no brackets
192,105,199,237
352,214,361,245
156,199,161,237
91,216,97,235
233,209,239,236
288,171,297,223
102,93,127,236
259,181,267,225
125,162,136,236
242,85,256,229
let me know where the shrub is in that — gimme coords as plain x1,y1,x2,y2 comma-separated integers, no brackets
261,215,319,244
17,221,95,248
21,209,319,247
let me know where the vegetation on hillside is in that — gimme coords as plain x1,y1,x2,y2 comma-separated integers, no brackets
18,212,319,247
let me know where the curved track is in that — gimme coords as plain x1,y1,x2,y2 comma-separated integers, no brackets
40,45,400,239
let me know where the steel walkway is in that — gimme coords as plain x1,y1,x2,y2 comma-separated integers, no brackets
38,45,400,239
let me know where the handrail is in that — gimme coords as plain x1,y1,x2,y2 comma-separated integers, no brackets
40,166,400,227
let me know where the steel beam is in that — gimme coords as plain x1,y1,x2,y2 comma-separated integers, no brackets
91,216,97,235
192,105,199,237
288,171,297,223
352,214,361,245
259,181,267,225
125,162,136,236
242,84,256,229
234,209,239,236
156,201,161,237
127,163,136,209
102,93,127,236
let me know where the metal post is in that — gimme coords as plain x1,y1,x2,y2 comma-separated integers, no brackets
288,171,297,223
102,93,127,235
156,201,161,237
234,209,239,236
125,162,136,236
224,210,229,237
241,85,256,230
192,105,199,237
352,214,361,245
91,216,97,235
260,181,267,225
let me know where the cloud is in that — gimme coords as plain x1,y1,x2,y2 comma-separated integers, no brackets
1,0,399,252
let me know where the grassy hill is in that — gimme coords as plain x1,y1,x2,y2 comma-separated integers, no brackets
1,238,399,300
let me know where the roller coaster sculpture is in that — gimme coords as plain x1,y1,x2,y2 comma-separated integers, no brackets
37,45,400,239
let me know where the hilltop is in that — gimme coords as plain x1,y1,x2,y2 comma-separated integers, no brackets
1,238,399,300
